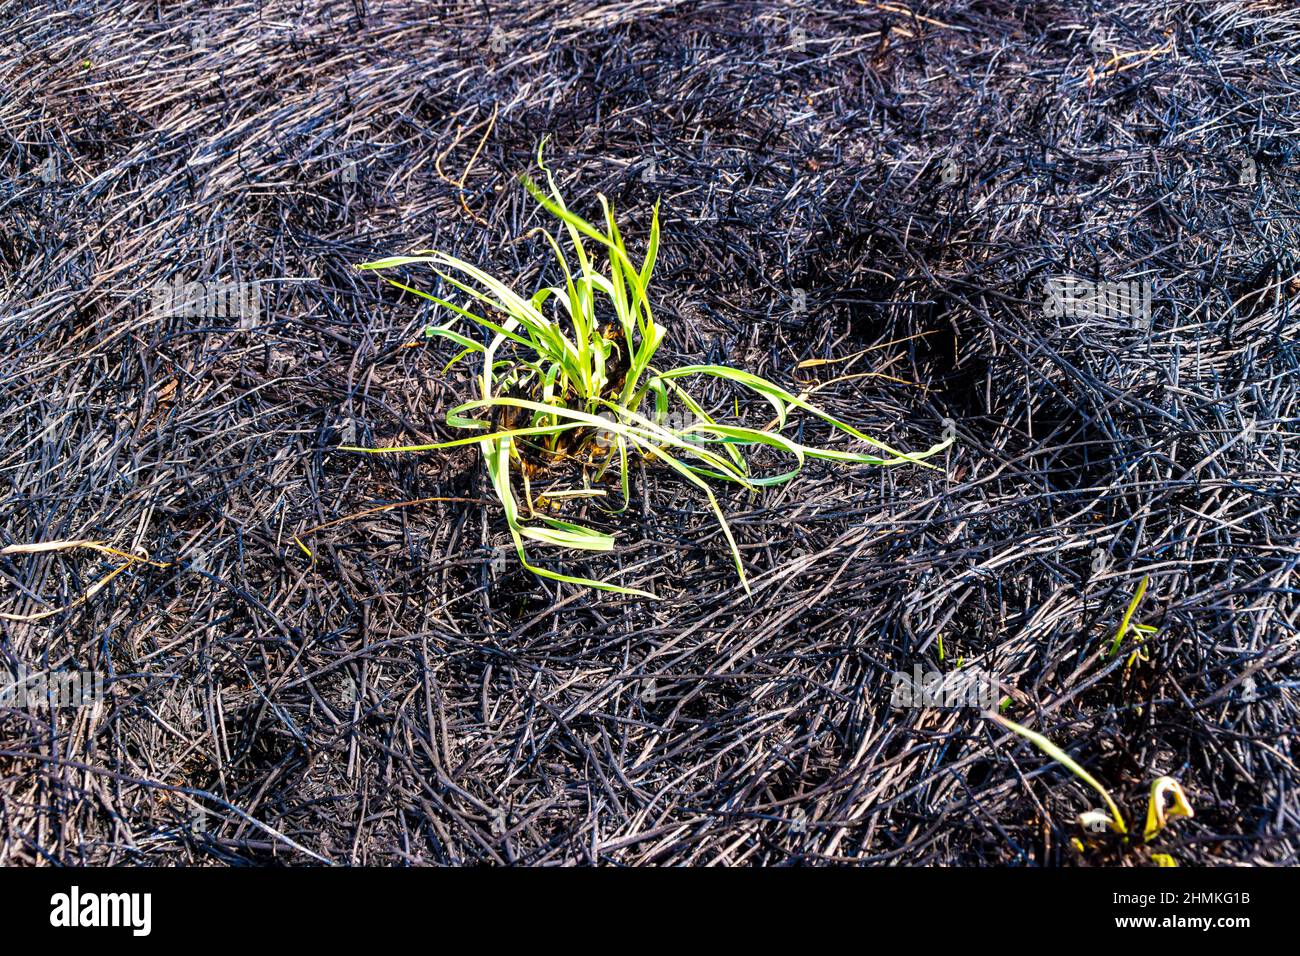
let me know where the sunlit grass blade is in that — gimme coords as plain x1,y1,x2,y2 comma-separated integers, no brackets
1106,574,1150,658
1143,776,1193,843
990,712,1128,836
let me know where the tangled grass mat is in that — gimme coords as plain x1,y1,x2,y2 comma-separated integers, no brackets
1,0,1297,865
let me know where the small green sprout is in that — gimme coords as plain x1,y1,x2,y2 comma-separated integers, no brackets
1105,574,1152,658
348,145,951,597
1143,776,1194,843
991,713,1127,836
990,713,1195,863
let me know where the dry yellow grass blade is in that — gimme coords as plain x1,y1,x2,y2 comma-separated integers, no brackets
1,539,103,556
0,540,170,623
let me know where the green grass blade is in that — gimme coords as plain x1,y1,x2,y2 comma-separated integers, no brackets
1106,575,1150,658
991,713,1127,835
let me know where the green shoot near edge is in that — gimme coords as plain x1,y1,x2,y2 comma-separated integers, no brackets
346,145,952,598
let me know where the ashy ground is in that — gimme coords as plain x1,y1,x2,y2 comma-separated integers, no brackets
1,0,1297,864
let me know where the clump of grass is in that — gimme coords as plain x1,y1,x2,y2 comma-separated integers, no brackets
347,145,951,597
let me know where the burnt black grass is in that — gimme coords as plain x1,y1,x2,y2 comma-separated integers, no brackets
0,0,1297,865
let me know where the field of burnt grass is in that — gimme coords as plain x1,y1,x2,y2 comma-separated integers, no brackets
1,0,1297,866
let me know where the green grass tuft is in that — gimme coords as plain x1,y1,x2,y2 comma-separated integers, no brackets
348,145,952,597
